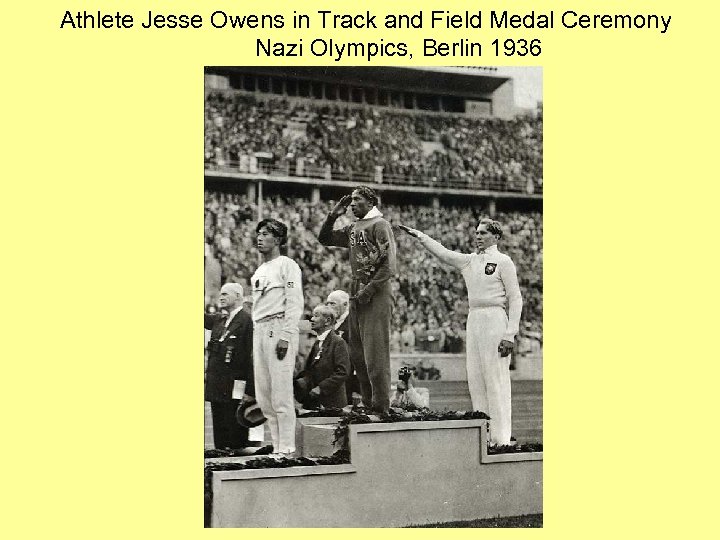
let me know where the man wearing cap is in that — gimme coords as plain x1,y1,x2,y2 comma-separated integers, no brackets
400,218,523,446
326,290,359,403
204,283,254,450
251,218,304,457
294,304,350,410
319,188,397,413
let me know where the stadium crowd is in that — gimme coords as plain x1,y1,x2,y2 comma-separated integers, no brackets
205,92,542,193
205,192,542,355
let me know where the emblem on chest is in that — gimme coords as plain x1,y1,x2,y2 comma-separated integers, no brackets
485,263,497,275
349,229,368,247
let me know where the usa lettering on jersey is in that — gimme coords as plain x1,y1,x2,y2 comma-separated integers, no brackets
349,228,368,247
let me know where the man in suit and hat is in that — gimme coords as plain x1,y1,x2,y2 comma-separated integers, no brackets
205,283,254,449
294,304,350,409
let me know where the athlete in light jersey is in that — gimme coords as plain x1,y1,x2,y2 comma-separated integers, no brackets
400,219,522,445
250,219,304,456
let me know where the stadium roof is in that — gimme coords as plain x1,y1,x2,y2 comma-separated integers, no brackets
206,66,511,98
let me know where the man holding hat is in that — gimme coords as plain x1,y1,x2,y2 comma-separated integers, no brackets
236,397,266,431
251,218,304,457
400,218,523,446
204,283,254,450
319,188,397,414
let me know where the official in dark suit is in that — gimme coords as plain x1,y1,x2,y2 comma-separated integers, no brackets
294,304,350,409
205,283,254,449
326,290,350,341
326,290,358,403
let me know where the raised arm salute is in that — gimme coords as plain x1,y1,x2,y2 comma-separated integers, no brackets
401,219,523,446
399,224,473,269
318,194,352,247
318,187,397,414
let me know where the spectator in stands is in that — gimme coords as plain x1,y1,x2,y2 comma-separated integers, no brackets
400,324,416,353
424,317,446,353
242,295,253,315
390,328,402,354
442,321,465,353
205,246,222,306
414,321,429,352
205,91,542,194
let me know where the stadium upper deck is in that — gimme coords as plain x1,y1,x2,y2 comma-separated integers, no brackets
206,66,516,116
205,68,542,199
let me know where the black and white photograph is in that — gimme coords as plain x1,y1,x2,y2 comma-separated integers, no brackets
203,66,543,528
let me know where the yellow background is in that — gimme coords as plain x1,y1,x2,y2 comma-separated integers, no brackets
2,0,718,535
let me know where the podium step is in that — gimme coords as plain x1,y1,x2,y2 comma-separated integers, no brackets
205,380,543,449
209,418,542,527
301,424,337,457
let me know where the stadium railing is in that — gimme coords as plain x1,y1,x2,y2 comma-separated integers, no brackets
204,161,542,195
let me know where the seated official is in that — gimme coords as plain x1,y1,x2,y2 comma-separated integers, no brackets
294,304,350,409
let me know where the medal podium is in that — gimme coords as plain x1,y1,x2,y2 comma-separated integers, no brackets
206,417,542,528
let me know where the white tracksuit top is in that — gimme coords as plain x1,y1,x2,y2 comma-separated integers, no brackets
417,235,523,342
250,255,304,341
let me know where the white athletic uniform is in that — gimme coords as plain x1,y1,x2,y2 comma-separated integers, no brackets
417,235,522,445
251,255,304,454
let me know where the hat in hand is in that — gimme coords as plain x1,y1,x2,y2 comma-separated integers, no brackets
236,397,267,428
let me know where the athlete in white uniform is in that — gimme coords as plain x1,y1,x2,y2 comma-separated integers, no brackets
251,219,304,456
400,219,522,445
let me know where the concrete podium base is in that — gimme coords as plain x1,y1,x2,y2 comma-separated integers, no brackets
208,418,542,527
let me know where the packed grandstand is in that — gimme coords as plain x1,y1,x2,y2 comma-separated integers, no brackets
205,92,542,194
204,67,542,356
